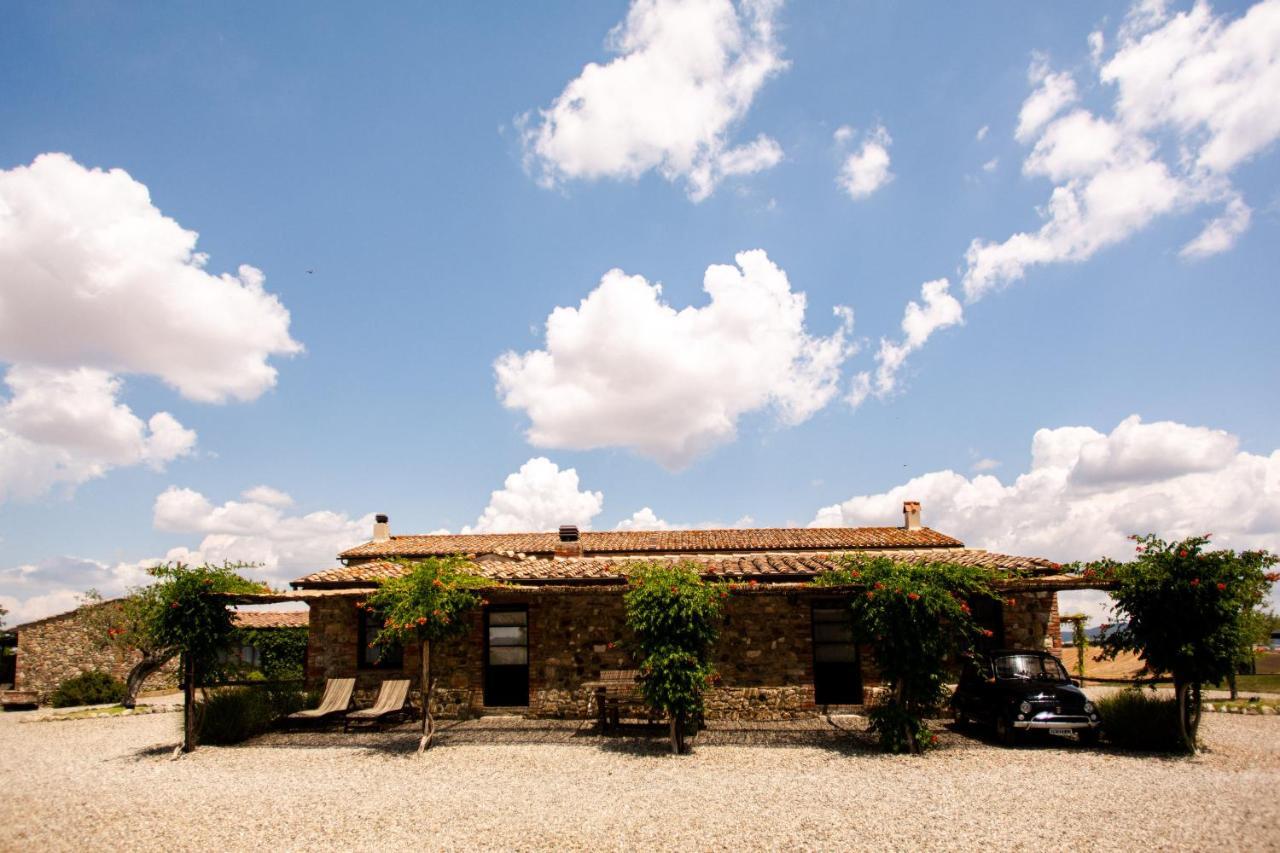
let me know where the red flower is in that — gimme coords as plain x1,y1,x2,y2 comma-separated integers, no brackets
748,579,759,587
982,629,994,638
170,602,179,609
866,591,875,600
907,592,920,601
1005,598,1016,607
959,602,971,614
874,582,885,590
1265,572,1280,583
1179,549,1188,557
606,642,614,650
416,616,427,625
930,734,939,745
670,585,679,594
1216,582,1226,591
432,579,444,588
849,570,860,578
1190,578,1200,587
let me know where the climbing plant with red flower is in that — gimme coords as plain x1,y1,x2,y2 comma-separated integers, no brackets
1085,533,1278,752
813,556,998,755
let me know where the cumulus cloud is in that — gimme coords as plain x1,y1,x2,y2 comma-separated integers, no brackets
495,250,855,468
519,0,788,201
0,153,300,500
964,0,1280,300
848,278,962,406
464,457,604,533
613,506,755,530
811,414,1280,619
0,366,195,502
836,124,894,200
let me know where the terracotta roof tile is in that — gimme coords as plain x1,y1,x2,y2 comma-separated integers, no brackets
232,610,309,629
338,527,962,559
294,549,1058,588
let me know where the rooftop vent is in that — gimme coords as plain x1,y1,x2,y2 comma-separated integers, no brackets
373,514,390,542
559,525,580,542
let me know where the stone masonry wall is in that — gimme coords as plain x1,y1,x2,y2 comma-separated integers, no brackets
1004,591,1062,653
304,586,1058,720
15,602,178,703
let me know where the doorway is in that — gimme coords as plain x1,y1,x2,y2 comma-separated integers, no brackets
811,603,862,704
484,606,529,707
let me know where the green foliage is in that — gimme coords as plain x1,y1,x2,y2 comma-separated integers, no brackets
1089,535,1277,688
1095,689,1184,752
147,562,270,676
623,562,727,740
363,557,491,649
49,670,126,708
197,685,307,745
232,627,309,680
815,555,998,754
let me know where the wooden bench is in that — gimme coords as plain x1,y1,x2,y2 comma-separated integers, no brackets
590,669,651,732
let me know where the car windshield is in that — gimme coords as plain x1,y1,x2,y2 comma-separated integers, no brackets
993,654,1069,682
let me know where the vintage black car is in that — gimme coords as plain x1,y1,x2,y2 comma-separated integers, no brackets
950,649,1101,745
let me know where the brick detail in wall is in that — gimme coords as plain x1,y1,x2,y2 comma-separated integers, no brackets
14,602,178,703
305,587,1060,721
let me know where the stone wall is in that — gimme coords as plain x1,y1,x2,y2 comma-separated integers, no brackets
15,601,178,703
1004,591,1062,652
304,585,1059,721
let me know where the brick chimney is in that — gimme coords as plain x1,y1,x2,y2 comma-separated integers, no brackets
373,514,390,542
903,501,921,531
555,524,582,558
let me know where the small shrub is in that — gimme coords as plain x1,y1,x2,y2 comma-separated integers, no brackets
1096,689,1186,752
197,686,306,745
49,670,126,708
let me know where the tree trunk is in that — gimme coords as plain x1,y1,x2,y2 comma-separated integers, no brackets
1228,669,1238,700
1175,678,1202,753
181,653,196,753
894,682,918,754
417,638,435,755
669,714,681,754
122,650,176,709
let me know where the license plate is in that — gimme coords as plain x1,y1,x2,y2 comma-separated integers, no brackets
1049,727,1072,736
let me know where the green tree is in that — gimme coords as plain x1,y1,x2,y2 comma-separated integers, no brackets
1088,533,1278,752
814,556,997,754
364,557,491,755
232,626,309,681
623,562,726,754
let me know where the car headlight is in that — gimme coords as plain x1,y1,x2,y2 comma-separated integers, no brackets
1083,701,1095,713
1019,701,1032,714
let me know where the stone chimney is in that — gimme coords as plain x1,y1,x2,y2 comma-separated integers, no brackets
903,501,922,531
373,514,390,542
555,524,582,558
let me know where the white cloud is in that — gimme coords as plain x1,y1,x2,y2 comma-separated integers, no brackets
964,1,1280,300
519,0,788,201
1180,193,1252,259
464,457,604,533
1015,56,1079,143
972,457,1001,473
240,485,294,508
981,158,999,173
0,366,195,502
495,250,855,468
849,278,962,405
836,124,894,200
615,507,674,530
976,125,990,141
0,153,300,501
811,414,1280,614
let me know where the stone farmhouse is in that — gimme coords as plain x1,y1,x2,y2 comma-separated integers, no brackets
289,503,1080,720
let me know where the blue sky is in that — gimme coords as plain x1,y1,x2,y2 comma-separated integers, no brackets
2,0,1278,622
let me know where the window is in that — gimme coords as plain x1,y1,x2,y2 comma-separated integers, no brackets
356,609,403,670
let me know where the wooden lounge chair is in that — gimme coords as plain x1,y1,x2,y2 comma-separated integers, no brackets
344,679,412,732
286,677,355,726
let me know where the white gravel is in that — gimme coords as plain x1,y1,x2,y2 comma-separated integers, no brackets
1,710,1277,851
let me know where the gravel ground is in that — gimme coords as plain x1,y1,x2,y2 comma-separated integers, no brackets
1,710,1277,851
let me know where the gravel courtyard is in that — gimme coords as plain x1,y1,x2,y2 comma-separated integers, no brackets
2,709,1277,851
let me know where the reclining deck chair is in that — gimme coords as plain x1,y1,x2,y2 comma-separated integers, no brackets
344,679,412,732
286,677,355,726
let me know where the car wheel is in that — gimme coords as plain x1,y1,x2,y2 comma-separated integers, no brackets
995,715,1019,746
1077,728,1100,746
